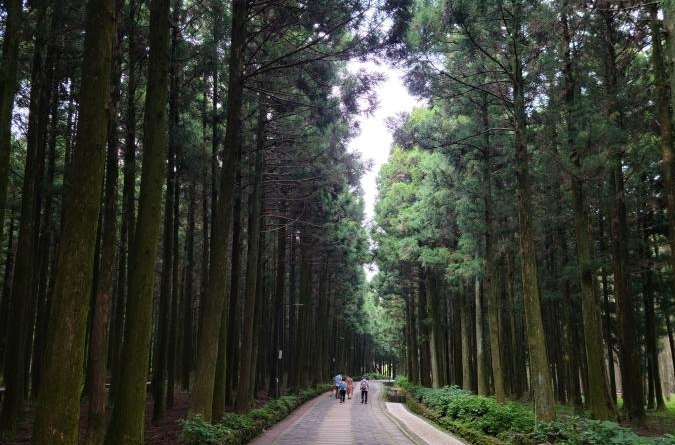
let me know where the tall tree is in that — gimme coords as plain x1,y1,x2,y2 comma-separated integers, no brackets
104,0,171,440
31,0,116,441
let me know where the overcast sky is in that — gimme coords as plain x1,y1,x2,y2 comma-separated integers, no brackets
346,60,422,280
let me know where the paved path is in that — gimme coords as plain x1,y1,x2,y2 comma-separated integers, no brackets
250,382,417,445
386,402,465,445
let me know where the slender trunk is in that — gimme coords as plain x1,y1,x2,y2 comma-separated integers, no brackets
223,152,242,407
31,73,60,399
167,185,180,408
152,1,181,419
601,5,644,421
104,0,171,440
460,280,472,391
641,217,666,410
427,270,443,389
662,7,675,322
197,83,209,344
666,315,675,380
0,0,22,243
511,1,555,419
417,268,431,387
189,0,247,420
482,98,505,401
1,1,50,430
599,213,617,401
110,0,139,402
475,277,488,395
0,211,15,374
31,0,115,441
560,4,615,419
181,183,196,390
271,201,287,398
235,102,265,414
84,2,123,441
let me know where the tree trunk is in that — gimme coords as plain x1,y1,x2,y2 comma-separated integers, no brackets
512,1,555,420
271,201,287,398
641,215,666,410
152,1,182,419
110,0,139,403
31,71,61,399
459,279,472,391
661,7,675,326
0,0,22,244
475,277,488,396
235,102,265,414
182,182,197,390
84,2,123,441
1,0,50,430
560,4,615,419
417,268,431,387
189,0,247,420
482,98,505,402
104,0,171,440
427,270,443,389
31,0,115,441
0,212,15,371
600,5,645,421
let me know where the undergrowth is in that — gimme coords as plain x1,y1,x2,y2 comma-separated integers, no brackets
396,376,675,445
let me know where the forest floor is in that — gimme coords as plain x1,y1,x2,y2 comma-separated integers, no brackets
625,398,675,436
512,397,675,437
0,390,277,445
0,391,190,445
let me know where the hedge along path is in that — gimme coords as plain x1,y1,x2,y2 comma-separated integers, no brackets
250,382,416,445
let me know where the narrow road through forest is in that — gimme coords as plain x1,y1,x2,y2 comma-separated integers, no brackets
250,382,419,445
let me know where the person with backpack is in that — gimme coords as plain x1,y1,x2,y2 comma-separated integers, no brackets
338,379,347,403
360,377,369,404
346,376,354,400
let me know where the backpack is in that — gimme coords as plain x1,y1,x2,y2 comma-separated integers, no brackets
360,380,368,391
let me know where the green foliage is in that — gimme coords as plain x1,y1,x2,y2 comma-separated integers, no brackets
532,417,675,445
399,383,675,445
407,384,534,438
181,385,330,445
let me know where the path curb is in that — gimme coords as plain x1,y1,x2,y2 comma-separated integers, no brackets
375,382,427,445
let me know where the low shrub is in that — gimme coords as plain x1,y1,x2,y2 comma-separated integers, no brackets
398,382,675,445
531,417,675,445
181,384,330,445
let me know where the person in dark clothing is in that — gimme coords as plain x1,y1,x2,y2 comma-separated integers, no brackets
360,377,369,404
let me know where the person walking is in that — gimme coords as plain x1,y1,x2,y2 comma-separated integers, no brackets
360,377,369,404
339,379,347,403
346,376,353,400
334,373,342,399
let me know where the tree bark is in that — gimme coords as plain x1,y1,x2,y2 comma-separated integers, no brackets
223,145,243,407
181,182,197,390
1,0,50,430
511,0,555,420
0,0,22,245
84,1,123,440
110,0,139,403
235,101,265,414
104,0,171,440
560,4,615,419
661,6,675,325
31,0,115,440
189,0,247,420
417,268,431,387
